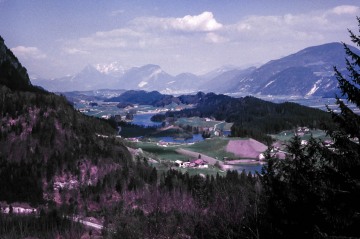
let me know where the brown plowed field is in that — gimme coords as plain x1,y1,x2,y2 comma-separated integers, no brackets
226,138,267,158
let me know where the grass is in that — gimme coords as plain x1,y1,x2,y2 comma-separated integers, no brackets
183,138,237,160
270,129,330,142
136,142,189,161
134,141,227,176
175,117,221,128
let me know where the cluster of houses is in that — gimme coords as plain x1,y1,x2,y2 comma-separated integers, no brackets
295,127,310,137
175,159,209,169
0,202,37,214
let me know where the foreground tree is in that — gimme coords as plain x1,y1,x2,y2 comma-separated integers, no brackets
262,18,360,238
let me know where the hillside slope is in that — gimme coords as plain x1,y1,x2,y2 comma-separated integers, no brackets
0,36,136,209
229,42,360,96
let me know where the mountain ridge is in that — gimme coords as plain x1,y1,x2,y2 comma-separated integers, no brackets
31,42,360,97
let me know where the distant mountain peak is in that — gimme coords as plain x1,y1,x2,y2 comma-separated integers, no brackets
30,42,357,96
77,64,104,78
95,61,129,77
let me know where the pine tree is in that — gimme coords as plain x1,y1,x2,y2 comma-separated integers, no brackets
330,17,360,176
261,17,360,238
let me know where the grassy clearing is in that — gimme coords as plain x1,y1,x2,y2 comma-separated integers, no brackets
175,117,221,128
270,129,329,142
136,142,189,161
183,138,238,160
215,122,233,131
135,141,226,176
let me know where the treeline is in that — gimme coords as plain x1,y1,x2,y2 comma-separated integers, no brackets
103,169,262,239
105,90,206,107
0,209,85,239
116,121,158,137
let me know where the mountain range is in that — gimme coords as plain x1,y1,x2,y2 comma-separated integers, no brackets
31,42,359,97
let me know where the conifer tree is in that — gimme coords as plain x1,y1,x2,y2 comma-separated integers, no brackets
261,17,360,238
329,17,360,175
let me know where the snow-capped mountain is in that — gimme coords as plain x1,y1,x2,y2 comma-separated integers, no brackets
95,61,129,77
200,67,256,93
31,42,358,97
119,64,173,90
32,65,118,92
226,42,359,97
199,65,242,80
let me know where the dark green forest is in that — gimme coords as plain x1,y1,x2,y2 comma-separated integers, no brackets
0,18,360,239
166,93,331,143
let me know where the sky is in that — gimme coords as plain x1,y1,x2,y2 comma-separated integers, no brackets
0,0,359,78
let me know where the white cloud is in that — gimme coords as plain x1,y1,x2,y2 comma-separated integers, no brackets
132,11,223,32
205,32,228,43
11,46,47,59
76,29,144,49
59,5,360,76
170,11,222,32
226,4,360,44
63,47,89,55
67,11,224,52
95,28,142,38
331,5,360,15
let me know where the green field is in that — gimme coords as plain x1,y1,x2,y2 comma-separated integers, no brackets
183,138,237,160
135,142,188,161
270,129,329,142
175,117,221,128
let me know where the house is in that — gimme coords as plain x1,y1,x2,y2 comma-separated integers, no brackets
175,160,184,167
198,164,208,169
295,127,310,136
323,139,334,147
258,153,266,161
157,141,168,147
190,159,208,167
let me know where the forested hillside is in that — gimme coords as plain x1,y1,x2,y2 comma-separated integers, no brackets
166,93,331,142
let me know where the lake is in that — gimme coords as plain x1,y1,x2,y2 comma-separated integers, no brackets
233,164,264,174
132,113,163,127
159,133,205,143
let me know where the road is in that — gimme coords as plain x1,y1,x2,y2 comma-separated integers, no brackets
213,121,225,131
70,216,104,230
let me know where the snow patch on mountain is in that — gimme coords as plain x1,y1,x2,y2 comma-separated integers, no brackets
95,62,129,77
306,79,322,96
149,68,163,78
138,81,148,88
264,80,275,88
314,71,333,77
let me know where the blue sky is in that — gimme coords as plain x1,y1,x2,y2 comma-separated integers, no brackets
1,0,359,78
